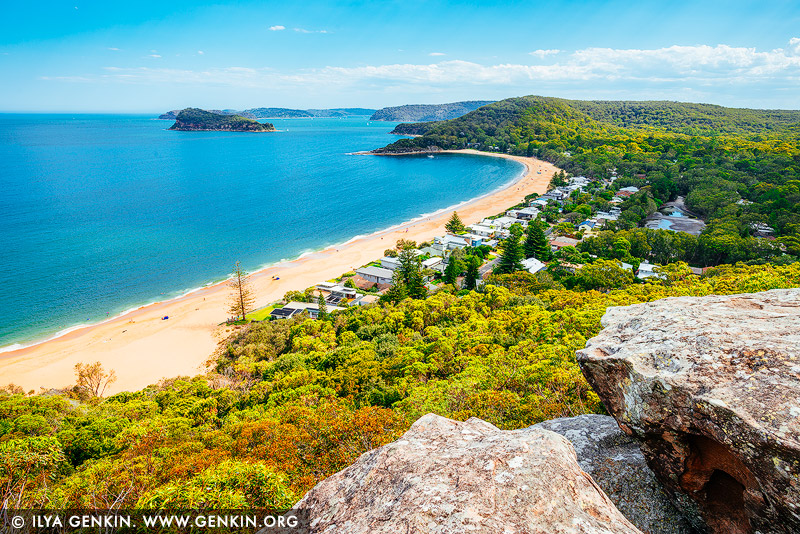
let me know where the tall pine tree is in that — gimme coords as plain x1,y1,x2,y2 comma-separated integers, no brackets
524,218,551,261
316,293,329,320
443,257,462,286
228,261,255,321
464,256,480,290
445,211,465,233
395,248,427,299
494,232,524,274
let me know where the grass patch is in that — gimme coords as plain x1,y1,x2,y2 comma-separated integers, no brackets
246,304,280,321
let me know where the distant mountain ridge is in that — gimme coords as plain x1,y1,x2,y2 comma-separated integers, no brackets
241,107,376,119
369,101,495,122
158,107,375,120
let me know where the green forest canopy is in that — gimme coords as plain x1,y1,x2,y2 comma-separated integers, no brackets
2,262,800,509
381,96,800,258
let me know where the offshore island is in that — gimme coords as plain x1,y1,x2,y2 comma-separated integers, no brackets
167,107,275,132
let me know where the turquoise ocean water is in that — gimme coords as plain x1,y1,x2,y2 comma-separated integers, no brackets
0,115,522,350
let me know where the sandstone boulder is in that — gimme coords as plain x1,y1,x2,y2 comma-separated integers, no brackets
294,413,642,534
534,414,695,534
578,288,800,534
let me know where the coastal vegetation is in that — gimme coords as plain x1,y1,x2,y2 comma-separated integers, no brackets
3,262,799,509
380,96,800,264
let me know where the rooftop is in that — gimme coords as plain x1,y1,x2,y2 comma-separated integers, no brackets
356,265,394,279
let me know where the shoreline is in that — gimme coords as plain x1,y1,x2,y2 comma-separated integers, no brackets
0,150,557,395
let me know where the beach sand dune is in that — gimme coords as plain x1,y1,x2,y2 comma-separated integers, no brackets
0,150,557,394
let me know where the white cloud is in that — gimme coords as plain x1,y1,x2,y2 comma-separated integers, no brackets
530,49,560,58
107,47,120,51
269,25,285,31
148,54,161,58
294,28,328,34
43,38,800,106
429,52,446,56
197,50,204,55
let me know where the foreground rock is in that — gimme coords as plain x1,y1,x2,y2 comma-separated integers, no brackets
578,288,800,534
294,413,642,534
534,415,695,534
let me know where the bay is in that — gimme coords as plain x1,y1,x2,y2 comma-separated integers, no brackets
0,114,521,349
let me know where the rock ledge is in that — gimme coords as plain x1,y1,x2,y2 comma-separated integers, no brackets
578,288,800,534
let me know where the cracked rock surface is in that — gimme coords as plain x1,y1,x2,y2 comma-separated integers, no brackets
292,413,642,534
534,414,696,534
578,288,800,534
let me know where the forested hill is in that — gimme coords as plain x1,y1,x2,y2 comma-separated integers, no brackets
379,95,800,256
569,100,800,136
387,96,800,139
370,100,494,122
168,108,275,132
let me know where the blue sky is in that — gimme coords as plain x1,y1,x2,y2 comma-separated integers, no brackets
2,0,799,112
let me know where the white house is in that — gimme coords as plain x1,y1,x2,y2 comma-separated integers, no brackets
636,261,661,280
316,282,357,298
749,222,775,237
486,216,518,229
507,206,540,221
468,223,495,238
459,233,487,247
315,282,338,293
381,256,400,271
355,266,394,285
422,256,444,272
545,189,566,201
578,220,597,232
595,211,618,221
521,257,547,274
433,235,469,252
272,301,345,320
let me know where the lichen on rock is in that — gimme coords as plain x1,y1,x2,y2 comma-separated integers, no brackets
290,413,643,534
578,288,800,534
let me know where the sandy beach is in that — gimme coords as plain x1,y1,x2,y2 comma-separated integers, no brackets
0,150,557,395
